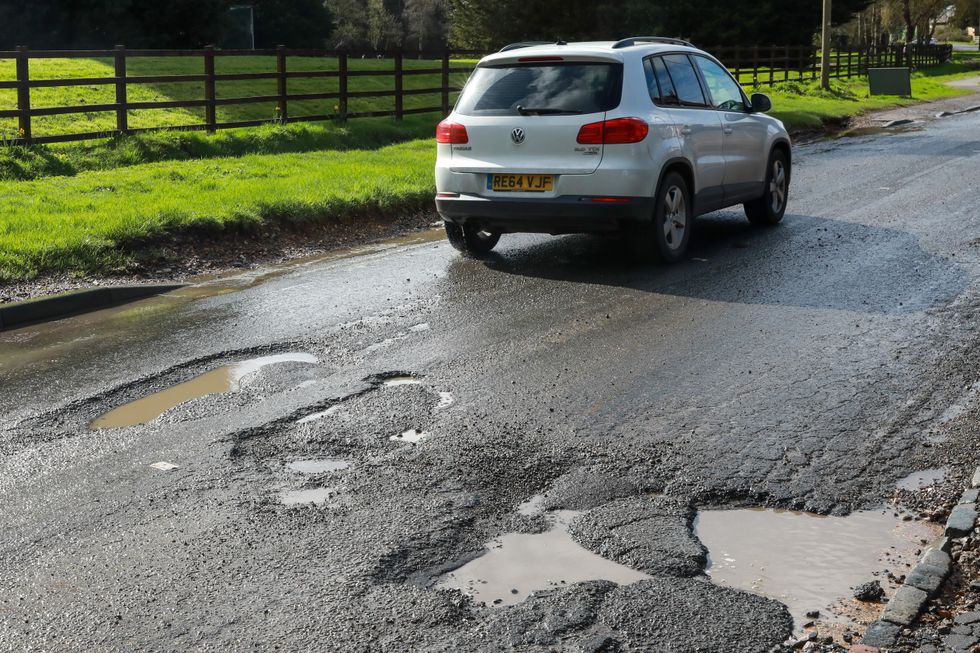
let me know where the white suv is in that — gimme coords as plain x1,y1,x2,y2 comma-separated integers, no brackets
434,37,792,261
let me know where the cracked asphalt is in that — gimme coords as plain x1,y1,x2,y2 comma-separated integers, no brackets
3,110,980,652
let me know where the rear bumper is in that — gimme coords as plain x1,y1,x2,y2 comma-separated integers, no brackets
435,194,654,235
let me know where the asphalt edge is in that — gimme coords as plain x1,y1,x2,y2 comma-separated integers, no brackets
858,466,980,651
0,284,186,331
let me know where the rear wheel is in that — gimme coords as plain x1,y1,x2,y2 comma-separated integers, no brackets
630,171,692,263
744,149,789,226
444,221,500,256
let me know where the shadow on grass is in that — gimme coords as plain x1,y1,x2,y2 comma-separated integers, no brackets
0,115,437,181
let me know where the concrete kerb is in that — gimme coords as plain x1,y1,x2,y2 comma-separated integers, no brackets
860,466,980,649
0,284,185,331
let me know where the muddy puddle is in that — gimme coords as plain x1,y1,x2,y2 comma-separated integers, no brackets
89,352,317,429
696,507,941,630
436,497,650,606
895,467,948,491
287,459,351,474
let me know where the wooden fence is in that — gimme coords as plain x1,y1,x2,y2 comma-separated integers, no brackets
0,42,955,146
716,43,953,86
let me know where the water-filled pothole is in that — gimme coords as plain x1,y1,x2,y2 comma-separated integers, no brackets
391,429,428,444
696,507,940,630
383,376,421,387
287,459,351,474
895,467,948,491
90,353,318,429
280,487,337,506
436,497,651,606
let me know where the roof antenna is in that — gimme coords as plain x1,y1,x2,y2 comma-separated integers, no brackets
555,37,567,45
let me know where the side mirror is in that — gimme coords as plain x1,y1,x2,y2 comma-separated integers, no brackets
750,93,772,113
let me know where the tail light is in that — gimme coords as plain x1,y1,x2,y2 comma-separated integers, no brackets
436,120,469,144
576,117,649,145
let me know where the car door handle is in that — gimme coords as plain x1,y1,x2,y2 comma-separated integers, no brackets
723,126,734,135
680,126,693,135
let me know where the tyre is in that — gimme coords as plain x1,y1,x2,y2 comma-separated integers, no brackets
744,149,789,226
630,171,692,263
444,221,501,256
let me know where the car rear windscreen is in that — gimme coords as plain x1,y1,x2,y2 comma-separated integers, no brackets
455,62,623,116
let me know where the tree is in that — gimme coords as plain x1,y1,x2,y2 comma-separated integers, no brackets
367,0,403,49
404,0,447,50
252,0,333,48
885,0,946,41
447,0,873,49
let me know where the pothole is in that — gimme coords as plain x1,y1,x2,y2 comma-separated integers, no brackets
436,496,651,607
695,507,941,631
895,467,948,491
90,353,318,429
383,376,422,387
286,459,352,474
295,405,343,425
390,429,429,444
436,392,454,410
280,487,338,506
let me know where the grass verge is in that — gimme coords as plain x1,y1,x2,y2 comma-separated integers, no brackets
0,115,435,181
756,52,980,131
0,139,435,281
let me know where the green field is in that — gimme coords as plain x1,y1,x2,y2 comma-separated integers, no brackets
0,52,978,282
0,55,474,138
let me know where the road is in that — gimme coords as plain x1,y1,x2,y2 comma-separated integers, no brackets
2,111,980,652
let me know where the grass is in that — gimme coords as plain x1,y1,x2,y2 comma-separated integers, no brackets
755,52,980,131
0,52,978,282
0,115,435,180
0,138,436,280
0,55,474,138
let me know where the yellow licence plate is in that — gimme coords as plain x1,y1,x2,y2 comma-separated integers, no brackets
489,174,554,192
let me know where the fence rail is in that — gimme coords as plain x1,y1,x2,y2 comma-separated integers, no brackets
0,43,955,146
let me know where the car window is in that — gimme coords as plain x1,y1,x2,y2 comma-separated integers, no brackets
661,55,706,107
693,56,746,111
455,63,623,116
648,56,678,106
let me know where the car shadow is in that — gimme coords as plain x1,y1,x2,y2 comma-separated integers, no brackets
461,210,967,316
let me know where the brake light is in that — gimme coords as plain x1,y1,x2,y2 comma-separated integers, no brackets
517,56,564,62
436,120,468,144
576,118,649,145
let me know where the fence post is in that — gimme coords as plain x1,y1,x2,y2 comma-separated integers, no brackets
338,52,348,121
114,45,128,134
15,46,31,143
752,46,759,86
441,50,450,116
204,45,217,133
276,45,288,124
394,51,403,120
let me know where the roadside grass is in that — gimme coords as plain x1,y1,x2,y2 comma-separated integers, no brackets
754,53,980,131
0,139,436,280
0,115,436,180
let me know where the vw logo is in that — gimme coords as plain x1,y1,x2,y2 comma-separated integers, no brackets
510,128,526,145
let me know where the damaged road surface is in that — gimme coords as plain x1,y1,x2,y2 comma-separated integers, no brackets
3,112,980,653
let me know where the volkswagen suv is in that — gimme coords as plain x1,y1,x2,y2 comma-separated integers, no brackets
434,37,791,261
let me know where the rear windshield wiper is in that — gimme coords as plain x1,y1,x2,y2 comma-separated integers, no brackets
516,106,584,116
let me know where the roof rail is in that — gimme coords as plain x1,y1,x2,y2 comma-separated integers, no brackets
499,41,556,52
611,37,694,49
